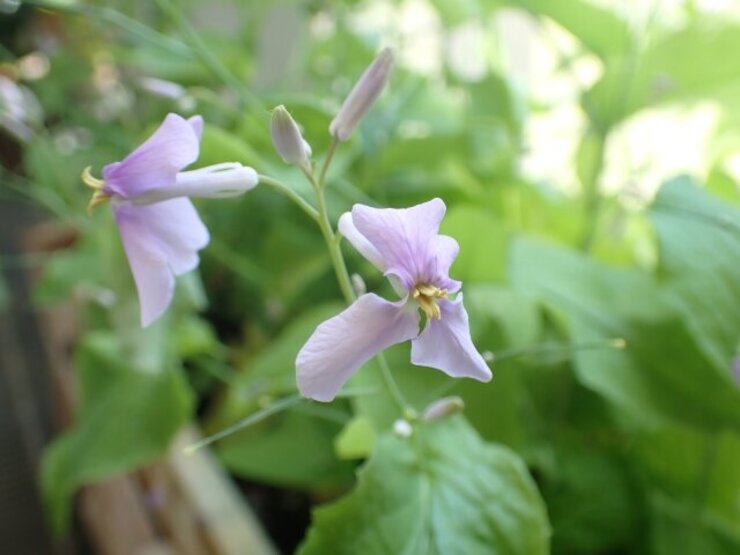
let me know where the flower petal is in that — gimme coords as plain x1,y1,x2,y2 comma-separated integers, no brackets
338,212,386,271
296,294,420,402
103,113,200,199
187,115,204,140
114,198,209,326
411,294,491,382
351,198,446,290
434,234,462,292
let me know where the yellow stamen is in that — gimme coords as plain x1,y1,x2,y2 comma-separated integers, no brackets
412,283,447,320
81,166,111,214
81,166,104,189
87,191,112,214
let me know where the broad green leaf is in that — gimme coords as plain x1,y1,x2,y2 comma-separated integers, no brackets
207,303,354,489
586,21,740,125
650,494,740,555
442,205,509,282
543,445,641,555
650,176,740,375
299,416,550,555
210,302,344,426
217,407,355,489
510,238,740,431
465,284,541,350
197,125,265,168
635,425,740,530
335,416,375,460
510,0,629,60
41,332,192,533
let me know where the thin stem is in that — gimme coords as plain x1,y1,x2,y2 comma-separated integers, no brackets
306,156,410,413
304,164,356,303
258,175,319,222
579,129,607,252
492,337,626,363
318,138,339,188
375,351,408,413
315,189,356,303
184,394,302,453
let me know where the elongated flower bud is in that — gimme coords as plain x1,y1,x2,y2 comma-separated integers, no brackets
422,396,464,422
271,105,311,167
132,163,259,205
329,48,393,141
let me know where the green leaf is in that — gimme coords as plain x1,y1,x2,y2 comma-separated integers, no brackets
510,237,740,431
511,0,629,60
217,406,355,489
442,205,509,282
207,303,354,489
543,445,642,554
335,416,375,460
586,21,740,125
41,332,192,534
212,302,344,423
650,176,740,374
299,416,550,555
635,425,740,531
650,494,740,555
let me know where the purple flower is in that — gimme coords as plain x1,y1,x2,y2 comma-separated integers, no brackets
296,198,492,402
82,113,258,327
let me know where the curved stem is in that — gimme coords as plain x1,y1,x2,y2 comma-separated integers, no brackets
306,158,410,414
375,351,408,413
258,175,319,222
314,186,356,304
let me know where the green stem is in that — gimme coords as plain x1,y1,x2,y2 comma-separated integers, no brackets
492,337,626,363
184,394,302,453
318,138,339,188
375,351,408,413
314,176,356,304
306,153,410,413
579,129,607,252
258,175,319,222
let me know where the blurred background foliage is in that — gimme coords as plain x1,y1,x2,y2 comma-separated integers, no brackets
2,0,740,553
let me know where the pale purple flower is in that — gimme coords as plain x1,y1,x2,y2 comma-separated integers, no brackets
296,198,492,402
83,113,258,327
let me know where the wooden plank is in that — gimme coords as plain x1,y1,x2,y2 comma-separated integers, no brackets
79,477,168,555
27,222,280,555
166,428,279,555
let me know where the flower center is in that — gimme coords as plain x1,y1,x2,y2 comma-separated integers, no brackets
82,166,112,212
412,283,447,320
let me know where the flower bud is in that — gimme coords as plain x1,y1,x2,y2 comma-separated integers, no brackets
271,105,311,167
351,273,366,296
393,418,413,438
132,163,259,204
329,48,394,141
422,396,464,422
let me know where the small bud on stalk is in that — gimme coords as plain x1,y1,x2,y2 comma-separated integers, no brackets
393,418,413,438
329,48,394,141
422,396,464,422
271,105,311,167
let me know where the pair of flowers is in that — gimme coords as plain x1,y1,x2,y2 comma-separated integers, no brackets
86,49,490,402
